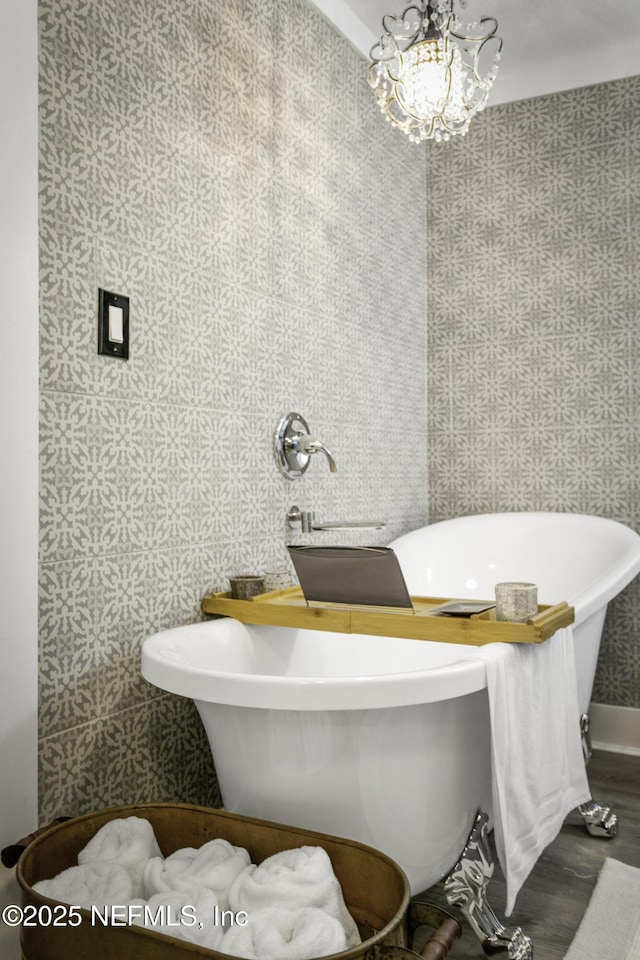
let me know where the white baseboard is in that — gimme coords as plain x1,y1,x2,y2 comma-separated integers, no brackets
590,702,640,756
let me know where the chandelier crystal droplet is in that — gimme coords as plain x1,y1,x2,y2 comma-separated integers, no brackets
368,0,502,142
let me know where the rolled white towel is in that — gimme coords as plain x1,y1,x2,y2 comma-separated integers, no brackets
220,906,348,960
144,838,250,909
33,862,133,909
228,846,360,949
78,816,162,898
129,887,224,951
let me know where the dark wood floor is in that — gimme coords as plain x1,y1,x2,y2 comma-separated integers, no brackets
415,750,640,959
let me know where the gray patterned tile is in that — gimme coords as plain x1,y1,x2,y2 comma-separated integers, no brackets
39,695,218,824
39,559,100,738
37,0,428,825
426,76,640,706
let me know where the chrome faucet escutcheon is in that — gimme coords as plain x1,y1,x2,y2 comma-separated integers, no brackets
274,413,337,478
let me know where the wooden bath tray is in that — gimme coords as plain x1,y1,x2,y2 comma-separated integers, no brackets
201,588,574,645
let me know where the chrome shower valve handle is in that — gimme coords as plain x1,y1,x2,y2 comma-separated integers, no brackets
274,413,337,478
301,437,337,472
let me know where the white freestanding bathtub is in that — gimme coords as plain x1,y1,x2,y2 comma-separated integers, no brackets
392,512,640,717
142,512,640,896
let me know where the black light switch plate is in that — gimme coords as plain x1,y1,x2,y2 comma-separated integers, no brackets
98,289,129,359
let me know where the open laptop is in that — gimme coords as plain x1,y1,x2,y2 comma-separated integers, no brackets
287,545,413,609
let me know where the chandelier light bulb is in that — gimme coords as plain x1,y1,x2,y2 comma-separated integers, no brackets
397,38,453,115
368,0,502,142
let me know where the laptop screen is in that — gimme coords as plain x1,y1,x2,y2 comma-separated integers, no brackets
287,545,413,609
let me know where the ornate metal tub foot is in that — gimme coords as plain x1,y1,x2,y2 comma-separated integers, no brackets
580,713,593,762
443,811,533,959
578,799,618,838
578,713,618,838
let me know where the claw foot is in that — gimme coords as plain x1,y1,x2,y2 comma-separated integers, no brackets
579,799,618,838
444,811,534,958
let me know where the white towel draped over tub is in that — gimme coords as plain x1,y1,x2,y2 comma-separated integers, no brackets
477,626,591,915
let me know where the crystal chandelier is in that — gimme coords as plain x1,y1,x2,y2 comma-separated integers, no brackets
368,0,502,142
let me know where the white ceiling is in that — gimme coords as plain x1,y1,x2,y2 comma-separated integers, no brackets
310,0,640,105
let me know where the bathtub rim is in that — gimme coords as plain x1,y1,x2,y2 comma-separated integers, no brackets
142,619,487,711
391,511,640,625
142,512,640,713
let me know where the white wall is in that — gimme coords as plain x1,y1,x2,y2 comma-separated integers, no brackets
0,0,39,955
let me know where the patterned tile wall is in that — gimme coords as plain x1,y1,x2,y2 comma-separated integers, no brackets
425,77,640,708
38,0,428,821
